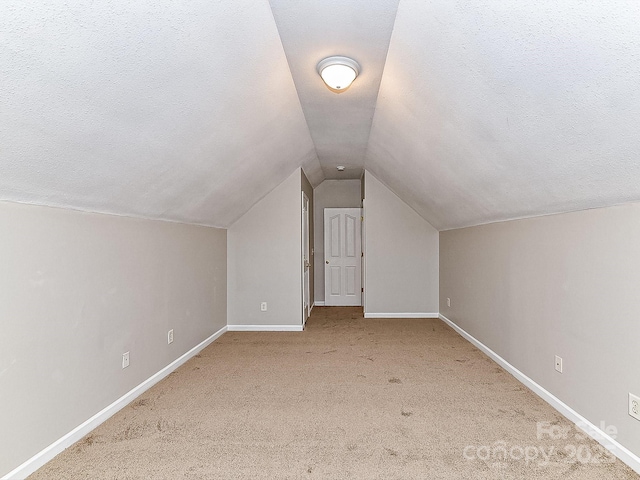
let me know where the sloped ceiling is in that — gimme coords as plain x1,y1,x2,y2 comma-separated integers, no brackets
2,1,640,230
367,0,640,230
0,0,320,227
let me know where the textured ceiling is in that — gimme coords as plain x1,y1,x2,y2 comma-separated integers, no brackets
366,0,640,230
0,0,319,227
2,1,640,230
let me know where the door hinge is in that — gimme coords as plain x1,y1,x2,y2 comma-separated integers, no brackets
361,252,364,257
361,288,364,293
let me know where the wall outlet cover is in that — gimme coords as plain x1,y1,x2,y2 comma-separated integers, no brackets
122,352,130,369
554,355,563,373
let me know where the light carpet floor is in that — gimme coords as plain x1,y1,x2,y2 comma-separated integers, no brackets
30,307,639,479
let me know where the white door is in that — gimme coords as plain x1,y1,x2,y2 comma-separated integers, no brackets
302,193,310,325
324,208,362,306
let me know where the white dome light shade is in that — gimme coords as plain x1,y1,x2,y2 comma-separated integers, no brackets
317,56,360,92
320,64,356,90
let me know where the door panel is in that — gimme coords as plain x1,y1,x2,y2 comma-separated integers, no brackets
345,266,356,296
330,215,340,257
330,267,341,295
346,215,356,257
324,208,362,306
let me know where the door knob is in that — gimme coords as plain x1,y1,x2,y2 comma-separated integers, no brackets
326,260,329,264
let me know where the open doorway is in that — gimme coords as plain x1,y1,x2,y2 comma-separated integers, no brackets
313,179,363,307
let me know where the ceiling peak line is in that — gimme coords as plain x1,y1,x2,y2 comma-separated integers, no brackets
268,0,401,181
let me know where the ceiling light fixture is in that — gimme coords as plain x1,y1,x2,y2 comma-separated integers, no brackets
336,166,346,171
317,56,360,92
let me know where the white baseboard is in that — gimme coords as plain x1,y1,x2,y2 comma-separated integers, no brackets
364,312,439,319
227,325,303,332
314,301,325,306
439,314,640,476
2,326,228,480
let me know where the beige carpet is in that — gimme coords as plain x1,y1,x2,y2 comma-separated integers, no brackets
30,307,638,479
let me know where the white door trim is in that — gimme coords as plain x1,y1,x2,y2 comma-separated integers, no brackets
361,199,366,312
301,192,310,326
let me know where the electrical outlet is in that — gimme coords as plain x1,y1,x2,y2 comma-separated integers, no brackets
122,351,130,369
168,329,174,344
555,355,563,373
260,302,267,312
630,393,640,421
447,298,451,307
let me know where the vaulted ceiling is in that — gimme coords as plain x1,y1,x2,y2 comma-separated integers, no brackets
2,1,640,230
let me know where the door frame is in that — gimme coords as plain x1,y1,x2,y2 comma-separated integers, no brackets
361,199,366,311
324,207,362,306
301,191,310,326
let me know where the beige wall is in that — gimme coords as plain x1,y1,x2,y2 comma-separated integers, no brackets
364,171,439,316
440,203,640,458
0,201,227,477
227,169,302,327
313,179,362,303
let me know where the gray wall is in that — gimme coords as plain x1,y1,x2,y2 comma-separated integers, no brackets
313,179,362,303
227,169,302,327
0,201,227,477
363,171,439,316
440,202,640,458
